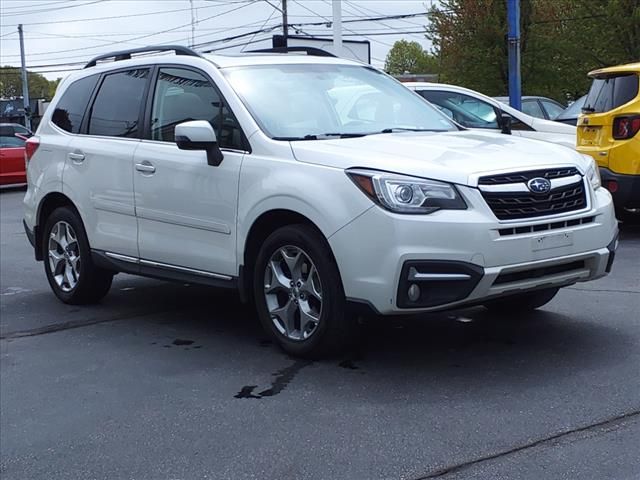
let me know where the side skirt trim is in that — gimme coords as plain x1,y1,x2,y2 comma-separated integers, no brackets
93,250,237,289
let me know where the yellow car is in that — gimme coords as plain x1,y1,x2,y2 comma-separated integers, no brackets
577,62,640,219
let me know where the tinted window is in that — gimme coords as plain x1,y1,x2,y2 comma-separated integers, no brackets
88,69,149,138
556,95,586,121
51,75,99,133
418,90,499,129
584,74,639,113
0,135,25,147
150,68,245,150
541,100,564,119
521,99,544,118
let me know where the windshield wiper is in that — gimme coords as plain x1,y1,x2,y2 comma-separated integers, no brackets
581,106,596,113
273,133,368,141
379,127,445,133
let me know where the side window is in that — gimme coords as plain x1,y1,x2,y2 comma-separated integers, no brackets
521,99,544,118
87,69,149,138
541,100,564,120
418,90,499,129
0,135,26,148
51,75,99,133
150,67,245,150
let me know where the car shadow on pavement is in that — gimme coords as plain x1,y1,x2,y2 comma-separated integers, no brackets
60,277,631,394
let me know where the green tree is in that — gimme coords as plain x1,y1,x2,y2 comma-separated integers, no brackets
0,67,60,101
384,40,439,75
426,0,640,102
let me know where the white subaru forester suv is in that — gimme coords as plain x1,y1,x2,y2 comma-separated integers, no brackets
23,46,618,357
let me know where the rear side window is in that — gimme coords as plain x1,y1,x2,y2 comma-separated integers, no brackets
521,99,544,118
88,69,149,138
51,75,99,133
584,74,639,113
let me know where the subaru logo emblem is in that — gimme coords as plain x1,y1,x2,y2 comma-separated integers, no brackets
527,177,551,194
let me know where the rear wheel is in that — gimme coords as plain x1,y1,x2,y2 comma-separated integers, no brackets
43,207,113,304
253,224,353,358
483,287,559,313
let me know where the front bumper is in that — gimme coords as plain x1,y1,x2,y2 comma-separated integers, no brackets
599,168,640,211
329,186,618,315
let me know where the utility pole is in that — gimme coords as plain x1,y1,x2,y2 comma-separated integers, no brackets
18,24,31,130
332,0,342,57
282,0,288,47
507,0,521,111
189,0,196,47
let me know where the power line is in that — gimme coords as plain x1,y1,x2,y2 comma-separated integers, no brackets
0,2,231,27
0,0,106,17
5,1,259,62
241,3,280,52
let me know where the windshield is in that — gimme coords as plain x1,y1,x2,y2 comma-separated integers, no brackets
223,64,456,139
556,95,586,120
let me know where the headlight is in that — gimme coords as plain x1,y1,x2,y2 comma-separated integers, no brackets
346,169,466,214
583,155,601,190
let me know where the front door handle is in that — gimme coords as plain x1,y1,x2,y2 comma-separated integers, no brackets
68,152,85,163
135,161,156,174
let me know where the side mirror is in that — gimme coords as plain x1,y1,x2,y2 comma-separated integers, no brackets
175,120,223,166
499,112,512,135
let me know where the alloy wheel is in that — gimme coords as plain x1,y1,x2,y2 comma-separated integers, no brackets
263,245,323,341
48,221,81,292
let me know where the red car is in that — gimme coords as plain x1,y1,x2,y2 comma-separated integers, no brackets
0,123,32,186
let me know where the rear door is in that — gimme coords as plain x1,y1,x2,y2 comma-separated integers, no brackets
63,68,150,257
133,66,247,277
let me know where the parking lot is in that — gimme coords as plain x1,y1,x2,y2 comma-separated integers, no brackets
1,186,639,479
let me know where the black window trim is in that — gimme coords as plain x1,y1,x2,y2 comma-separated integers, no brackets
80,65,153,139
48,73,101,136
143,63,252,153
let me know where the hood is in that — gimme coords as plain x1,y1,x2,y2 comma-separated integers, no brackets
290,130,590,186
530,117,577,135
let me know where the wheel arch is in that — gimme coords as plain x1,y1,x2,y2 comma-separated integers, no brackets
239,209,338,303
34,192,79,261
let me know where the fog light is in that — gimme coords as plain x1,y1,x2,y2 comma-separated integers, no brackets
408,283,421,302
607,180,618,193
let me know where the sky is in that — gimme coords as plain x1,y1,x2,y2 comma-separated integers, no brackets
0,0,436,81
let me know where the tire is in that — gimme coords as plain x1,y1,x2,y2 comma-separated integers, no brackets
253,224,353,358
483,287,559,313
42,206,113,304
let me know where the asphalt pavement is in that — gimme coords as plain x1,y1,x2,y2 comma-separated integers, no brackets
1,187,639,480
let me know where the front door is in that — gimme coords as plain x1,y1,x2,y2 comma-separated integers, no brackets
133,66,247,277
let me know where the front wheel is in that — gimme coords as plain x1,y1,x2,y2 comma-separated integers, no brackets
43,207,113,304
253,224,353,358
483,287,559,313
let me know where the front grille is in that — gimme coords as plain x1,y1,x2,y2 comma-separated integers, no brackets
482,181,586,220
478,167,579,185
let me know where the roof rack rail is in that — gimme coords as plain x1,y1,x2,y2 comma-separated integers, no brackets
247,46,337,58
84,45,201,69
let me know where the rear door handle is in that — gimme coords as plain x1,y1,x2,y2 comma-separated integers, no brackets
135,161,156,174
68,152,85,163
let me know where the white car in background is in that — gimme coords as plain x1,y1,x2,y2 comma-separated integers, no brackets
405,82,577,149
